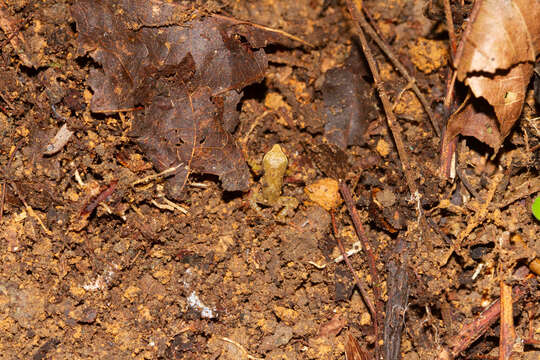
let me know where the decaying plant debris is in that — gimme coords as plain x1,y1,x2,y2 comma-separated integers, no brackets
0,0,539,359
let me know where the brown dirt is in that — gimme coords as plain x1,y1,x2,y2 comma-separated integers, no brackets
0,0,539,359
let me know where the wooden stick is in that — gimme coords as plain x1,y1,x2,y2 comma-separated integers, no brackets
499,281,515,360
361,9,440,137
345,0,419,200
330,211,376,320
443,0,457,57
338,181,382,358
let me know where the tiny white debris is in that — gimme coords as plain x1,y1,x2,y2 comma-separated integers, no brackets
83,269,115,291
74,169,85,186
471,263,484,280
83,276,105,291
334,241,363,263
44,123,74,155
187,291,216,319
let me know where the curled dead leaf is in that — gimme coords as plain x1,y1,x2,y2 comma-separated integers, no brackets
441,0,540,174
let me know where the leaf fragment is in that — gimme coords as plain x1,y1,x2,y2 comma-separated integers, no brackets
72,0,289,197
322,47,376,149
442,0,540,158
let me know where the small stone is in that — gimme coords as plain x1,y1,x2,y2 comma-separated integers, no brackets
374,188,396,207
409,37,448,74
69,286,86,298
376,139,390,157
305,178,342,211
152,269,171,285
273,305,299,325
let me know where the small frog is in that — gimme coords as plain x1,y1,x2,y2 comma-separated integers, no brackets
250,144,298,218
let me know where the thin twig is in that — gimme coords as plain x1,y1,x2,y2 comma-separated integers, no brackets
499,280,515,360
0,89,14,110
330,210,376,319
361,7,440,136
347,1,419,199
440,0,483,177
455,167,479,199
338,181,382,358
212,13,313,48
0,3,35,67
10,182,52,235
524,304,540,346
131,163,184,186
441,170,504,265
443,0,457,57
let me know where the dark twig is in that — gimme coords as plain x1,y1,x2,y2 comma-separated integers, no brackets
345,0,420,199
330,211,376,320
361,7,440,137
80,180,119,217
455,167,479,199
384,237,409,360
338,180,382,358
524,304,540,346
331,210,379,359
443,0,457,57
440,0,483,177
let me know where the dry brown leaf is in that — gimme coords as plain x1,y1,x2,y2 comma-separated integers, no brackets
322,46,376,149
465,62,532,137
442,99,502,151
344,332,368,360
442,0,540,160
456,0,538,77
72,0,292,198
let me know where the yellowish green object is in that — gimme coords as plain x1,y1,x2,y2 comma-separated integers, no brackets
261,144,288,205
249,144,298,218
533,196,540,221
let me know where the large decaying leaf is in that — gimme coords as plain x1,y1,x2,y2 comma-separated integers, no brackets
322,47,376,149
72,0,283,198
442,0,540,160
